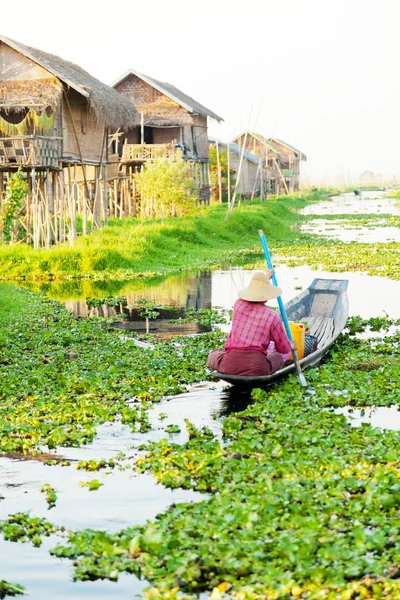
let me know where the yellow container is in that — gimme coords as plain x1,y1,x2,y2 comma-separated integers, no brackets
289,321,305,360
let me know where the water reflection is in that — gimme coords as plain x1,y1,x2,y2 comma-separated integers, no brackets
335,406,400,430
300,190,400,216
301,221,400,243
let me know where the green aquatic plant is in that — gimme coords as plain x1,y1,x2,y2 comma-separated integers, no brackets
0,513,59,547
80,480,103,491
0,284,225,455
164,424,181,434
170,307,228,328
40,484,57,509
47,318,400,598
0,581,25,598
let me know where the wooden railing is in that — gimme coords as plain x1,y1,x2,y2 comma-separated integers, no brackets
122,143,175,162
0,136,60,168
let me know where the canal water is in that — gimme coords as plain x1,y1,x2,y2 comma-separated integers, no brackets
1,190,400,598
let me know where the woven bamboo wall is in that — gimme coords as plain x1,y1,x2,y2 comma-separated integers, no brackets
61,89,106,163
190,114,208,159
115,74,194,126
153,127,181,144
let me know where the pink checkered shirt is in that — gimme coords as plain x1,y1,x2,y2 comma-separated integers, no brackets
225,299,291,355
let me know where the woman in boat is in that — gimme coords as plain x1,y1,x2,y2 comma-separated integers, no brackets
207,270,296,377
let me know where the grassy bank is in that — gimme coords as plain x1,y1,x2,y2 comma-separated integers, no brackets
0,196,309,281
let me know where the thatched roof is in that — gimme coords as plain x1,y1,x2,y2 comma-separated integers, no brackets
0,36,138,129
112,69,223,122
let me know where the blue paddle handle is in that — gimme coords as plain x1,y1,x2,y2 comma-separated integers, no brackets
258,230,293,343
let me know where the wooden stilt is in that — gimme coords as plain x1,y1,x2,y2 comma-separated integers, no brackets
93,166,102,229
103,167,108,226
216,140,222,204
227,143,231,208
59,170,65,243
45,168,51,248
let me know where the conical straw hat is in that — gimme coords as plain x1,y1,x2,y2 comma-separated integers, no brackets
238,271,282,302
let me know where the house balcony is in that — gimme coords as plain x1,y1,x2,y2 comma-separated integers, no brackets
121,143,175,163
0,136,61,169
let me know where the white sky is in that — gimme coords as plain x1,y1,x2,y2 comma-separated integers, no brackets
2,0,399,184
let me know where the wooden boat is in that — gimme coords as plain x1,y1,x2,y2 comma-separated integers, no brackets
212,278,349,387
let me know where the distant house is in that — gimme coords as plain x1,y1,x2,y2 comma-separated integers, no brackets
0,35,137,245
209,138,261,197
112,70,223,202
268,137,307,193
232,132,306,194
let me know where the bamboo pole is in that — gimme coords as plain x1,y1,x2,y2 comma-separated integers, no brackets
103,167,108,226
273,158,290,195
215,140,222,203
31,168,40,249
227,142,231,208
225,131,248,219
59,171,65,243
113,179,118,218
251,160,261,201
45,168,51,248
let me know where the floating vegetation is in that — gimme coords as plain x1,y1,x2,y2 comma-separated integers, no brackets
80,480,103,491
0,513,59,548
0,285,225,455
38,318,400,598
40,484,57,509
0,580,25,598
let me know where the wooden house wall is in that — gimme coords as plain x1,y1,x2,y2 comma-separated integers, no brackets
61,89,106,163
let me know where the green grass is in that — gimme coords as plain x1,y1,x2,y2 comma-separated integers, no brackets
0,196,309,281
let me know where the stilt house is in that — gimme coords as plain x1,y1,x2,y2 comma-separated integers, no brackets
233,132,306,195
112,70,223,203
0,35,137,246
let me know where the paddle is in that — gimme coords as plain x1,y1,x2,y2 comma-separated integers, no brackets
258,229,308,388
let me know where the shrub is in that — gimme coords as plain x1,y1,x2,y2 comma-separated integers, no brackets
136,153,198,220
